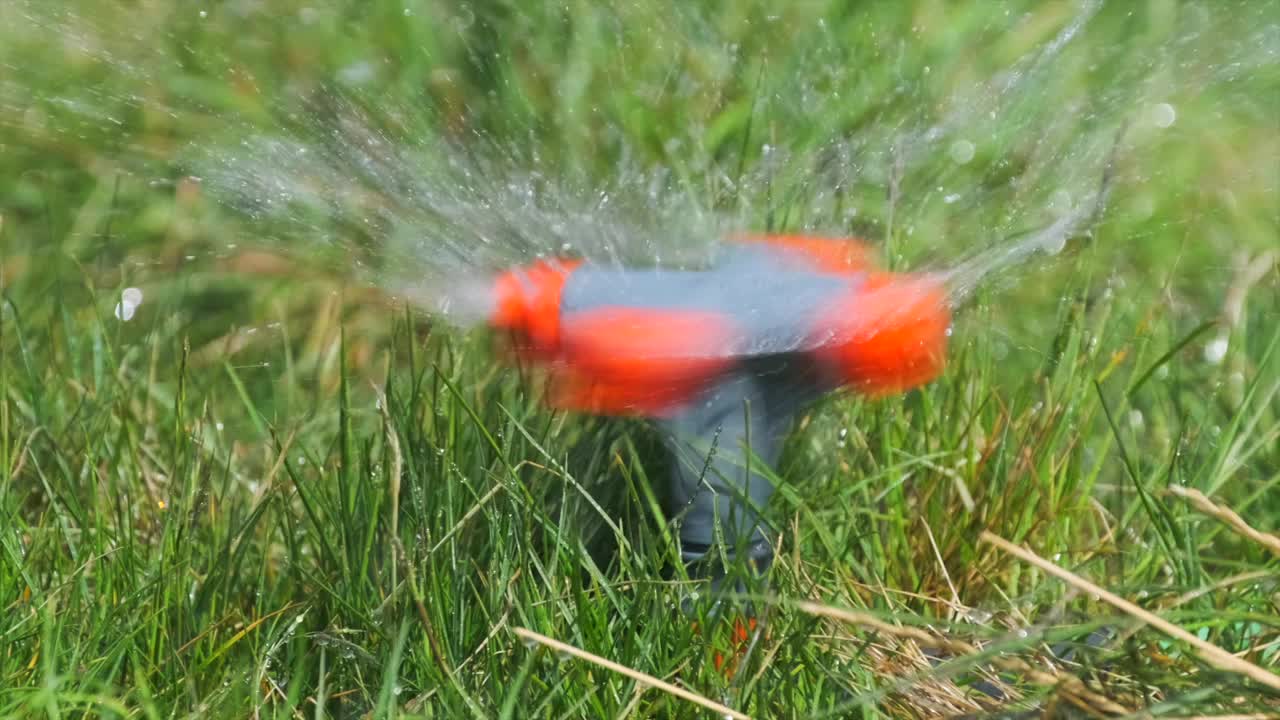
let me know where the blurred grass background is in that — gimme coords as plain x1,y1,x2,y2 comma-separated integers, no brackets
1,0,1277,717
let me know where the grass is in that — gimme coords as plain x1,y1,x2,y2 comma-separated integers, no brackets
2,0,1278,717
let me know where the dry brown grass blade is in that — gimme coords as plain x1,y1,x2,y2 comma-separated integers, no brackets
372,378,402,541
1165,485,1280,559
980,531,1280,692
792,599,1128,715
512,627,753,720
1142,715,1277,720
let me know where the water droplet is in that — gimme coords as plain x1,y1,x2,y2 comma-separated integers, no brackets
944,193,961,204
215,422,225,431
1128,409,1144,431
1150,102,1176,129
338,60,377,86
948,140,975,164
198,9,208,19
1204,337,1228,365
115,287,143,322
964,609,993,624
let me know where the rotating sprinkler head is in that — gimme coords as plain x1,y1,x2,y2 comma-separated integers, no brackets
484,235,951,600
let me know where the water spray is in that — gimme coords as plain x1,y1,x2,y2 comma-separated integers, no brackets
469,116,1124,604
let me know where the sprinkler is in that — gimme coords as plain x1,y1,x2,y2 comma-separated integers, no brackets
484,234,951,597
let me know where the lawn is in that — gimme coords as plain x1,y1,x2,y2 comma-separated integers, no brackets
1,0,1277,717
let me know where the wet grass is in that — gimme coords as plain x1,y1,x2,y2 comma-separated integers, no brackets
2,0,1279,718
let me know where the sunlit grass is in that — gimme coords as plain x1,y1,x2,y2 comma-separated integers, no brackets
2,0,1277,717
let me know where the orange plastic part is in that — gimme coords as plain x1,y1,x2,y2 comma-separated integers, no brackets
547,307,736,416
813,272,951,395
730,234,878,274
710,616,759,679
489,258,582,359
